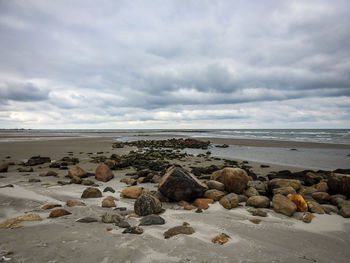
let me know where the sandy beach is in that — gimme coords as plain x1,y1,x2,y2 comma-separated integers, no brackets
0,132,350,263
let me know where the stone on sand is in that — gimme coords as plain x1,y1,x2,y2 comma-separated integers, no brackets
66,200,86,207
39,170,58,177
193,198,214,210
68,166,87,178
219,193,240,209
102,196,117,208
246,196,270,208
248,208,267,217
41,204,62,210
0,162,9,173
221,168,249,194
49,209,71,218
18,167,33,172
121,186,145,199
159,166,208,201
302,212,315,223
139,214,165,226
76,217,98,223
272,194,297,217
81,187,102,198
212,233,230,245
122,226,143,234
95,164,114,182
134,194,162,216
103,186,115,193
0,214,42,229
204,189,225,201
25,156,51,166
101,212,124,224
164,223,195,239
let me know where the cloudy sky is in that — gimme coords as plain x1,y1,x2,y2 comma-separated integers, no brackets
0,0,349,129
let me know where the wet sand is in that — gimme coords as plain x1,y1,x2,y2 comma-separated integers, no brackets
0,135,350,262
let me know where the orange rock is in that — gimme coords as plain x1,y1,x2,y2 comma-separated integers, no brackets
68,166,87,178
287,194,308,212
193,198,214,210
106,227,112,231
121,186,145,199
212,233,230,245
178,200,190,207
102,196,117,208
302,212,315,223
128,213,141,218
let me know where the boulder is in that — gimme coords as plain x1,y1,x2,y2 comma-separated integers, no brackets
311,192,330,204
307,200,325,214
287,194,307,212
139,215,165,226
0,214,42,229
246,196,270,208
81,187,102,198
121,186,145,199
68,166,87,178
95,164,114,182
102,196,117,208
327,173,350,197
313,182,329,192
193,198,214,210
164,223,195,239
330,194,347,206
210,170,224,182
219,193,240,209
204,189,225,201
66,200,85,207
248,181,267,195
304,172,323,186
338,201,350,218
159,166,208,201
221,168,249,194
134,194,162,216
244,187,259,197
49,209,71,218
0,162,9,173
206,180,225,191
268,179,301,192
272,186,296,196
272,194,297,217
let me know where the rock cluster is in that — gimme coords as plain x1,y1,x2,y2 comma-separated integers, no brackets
112,138,210,149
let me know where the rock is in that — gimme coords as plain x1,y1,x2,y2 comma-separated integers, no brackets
102,196,117,208
81,179,95,186
272,194,297,217
41,204,62,210
101,212,124,224
164,223,195,239
298,186,318,198
313,182,329,192
272,186,296,196
0,214,42,229
339,202,350,218
18,167,33,172
307,200,325,214
0,162,9,173
204,189,225,201
134,194,162,216
68,166,87,178
0,184,13,188
121,186,145,199
248,181,267,195
28,178,41,183
70,176,82,184
139,215,165,226
246,196,270,208
249,218,261,224
311,192,330,204
238,194,248,203
302,212,315,223
287,194,308,212
221,168,249,194
321,204,339,214
81,187,102,198
49,209,71,218
95,164,114,182
39,170,58,177
103,186,115,193
193,198,214,210
25,156,51,166
219,193,240,209
330,194,347,206
268,179,301,192
304,172,323,186
159,166,208,201
117,221,131,228
248,208,267,217
76,217,98,223
66,200,86,207
184,204,197,210
244,187,259,197
206,180,225,191
210,170,224,182
122,226,143,234
212,233,230,245
327,173,350,196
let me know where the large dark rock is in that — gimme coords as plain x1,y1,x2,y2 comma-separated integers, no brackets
327,173,350,197
25,156,51,166
95,164,114,182
134,194,162,216
81,187,102,198
221,168,249,194
159,166,208,202
139,215,165,226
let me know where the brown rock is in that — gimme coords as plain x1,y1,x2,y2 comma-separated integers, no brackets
313,182,329,192
184,204,197,210
0,162,8,173
298,186,318,198
121,186,144,199
327,173,350,196
102,196,117,208
249,218,261,224
311,192,331,204
164,223,195,239
95,164,114,182
222,168,249,194
49,209,71,218
339,202,350,218
81,187,102,198
272,194,297,217
269,179,301,192
41,204,62,210
204,189,225,201
246,196,270,208
206,180,225,191
68,166,87,178
330,194,347,206
193,198,214,210
287,194,308,212
244,187,259,197
302,212,315,223
66,200,86,207
159,166,208,202
307,200,325,214
178,200,190,207
272,186,296,196
210,170,224,182
212,233,230,245
0,214,42,229
219,193,240,209
248,208,267,217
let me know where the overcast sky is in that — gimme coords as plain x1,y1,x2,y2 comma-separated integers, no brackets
0,0,349,129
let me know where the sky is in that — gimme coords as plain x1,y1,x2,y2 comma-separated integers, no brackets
0,0,349,129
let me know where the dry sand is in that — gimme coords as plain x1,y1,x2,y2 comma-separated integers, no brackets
0,135,350,263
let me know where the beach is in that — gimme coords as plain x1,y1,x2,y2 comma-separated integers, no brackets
0,131,350,263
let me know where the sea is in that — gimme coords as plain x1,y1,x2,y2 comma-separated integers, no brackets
1,129,349,170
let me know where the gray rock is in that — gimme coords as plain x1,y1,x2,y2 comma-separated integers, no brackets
139,215,165,226
101,212,124,224
103,186,115,193
246,196,270,208
117,221,131,228
76,217,98,223
122,226,143,234
134,194,162,216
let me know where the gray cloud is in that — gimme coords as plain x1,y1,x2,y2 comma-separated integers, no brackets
0,0,349,128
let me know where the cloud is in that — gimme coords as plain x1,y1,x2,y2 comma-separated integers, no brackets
0,0,349,128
